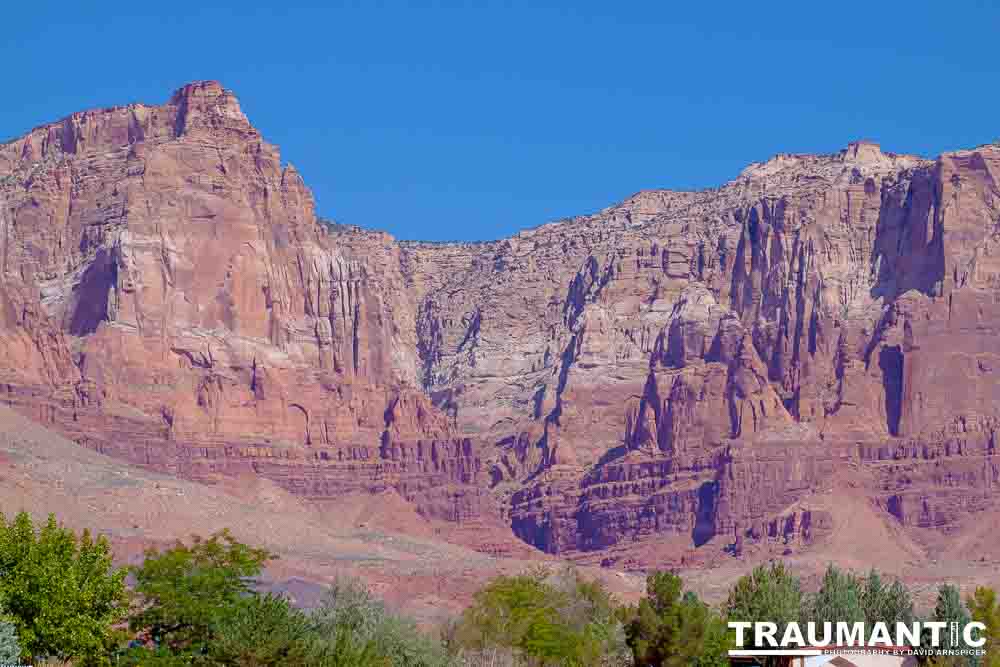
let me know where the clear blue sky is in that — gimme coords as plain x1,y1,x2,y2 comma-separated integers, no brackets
3,1,998,241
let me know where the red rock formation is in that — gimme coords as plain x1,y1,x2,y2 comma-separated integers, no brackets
0,82,491,526
3,85,1000,565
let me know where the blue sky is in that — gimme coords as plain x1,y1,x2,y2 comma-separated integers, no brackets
3,1,998,241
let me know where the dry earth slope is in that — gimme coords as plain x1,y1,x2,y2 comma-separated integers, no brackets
0,403,594,620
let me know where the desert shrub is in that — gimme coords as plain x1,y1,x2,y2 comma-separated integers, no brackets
0,511,128,665
312,578,450,667
0,614,21,663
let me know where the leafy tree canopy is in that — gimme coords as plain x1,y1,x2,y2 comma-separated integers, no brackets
0,511,128,666
448,567,630,666
128,529,273,654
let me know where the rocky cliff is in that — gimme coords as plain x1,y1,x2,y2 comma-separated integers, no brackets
0,82,492,530
2,84,999,564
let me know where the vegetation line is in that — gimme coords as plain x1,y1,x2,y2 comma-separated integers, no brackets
0,512,996,666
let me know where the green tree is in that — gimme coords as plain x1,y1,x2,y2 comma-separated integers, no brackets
448,568,630,666
209,592,391,667
724,562,802,667
622,571,728,667
128,529,273,656
861,569,914,625
544,568,631,666
969,587,1000,667
923,584,980,667
724,562,802,631
0,511,128,665
935,585,969,629
456,572,559,663
125,576,394,667
209,593,318,666
0,614,20,663
808,564,863,625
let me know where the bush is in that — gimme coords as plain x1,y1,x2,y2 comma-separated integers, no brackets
123,587,394,667
209,593,320,665
0,614,21,663
0,512,128,665
312,578,450,667
126,534,408,666
969,587,1000,667
448,567,631,666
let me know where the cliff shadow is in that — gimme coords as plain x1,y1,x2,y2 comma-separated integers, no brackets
67,248,116,336
869,167,946,302
692,480,717,547
879,345,904,436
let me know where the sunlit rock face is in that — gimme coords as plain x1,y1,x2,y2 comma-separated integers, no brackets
0,81,491,527
2,84,1000,559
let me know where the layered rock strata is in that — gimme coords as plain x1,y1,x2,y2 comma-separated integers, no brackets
0,82,490,525
3,85,1000,560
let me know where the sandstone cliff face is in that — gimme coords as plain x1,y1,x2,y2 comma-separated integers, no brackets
0,82,490,526
388,139,1000,557
2,86,999,563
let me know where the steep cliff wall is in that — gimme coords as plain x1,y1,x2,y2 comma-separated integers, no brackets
394,140,1000,557
3,85,999,562
0,82,492,526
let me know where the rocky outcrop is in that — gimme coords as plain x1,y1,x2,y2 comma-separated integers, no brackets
0,82,490,526
430,140,1000,557
3,85,1000,563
